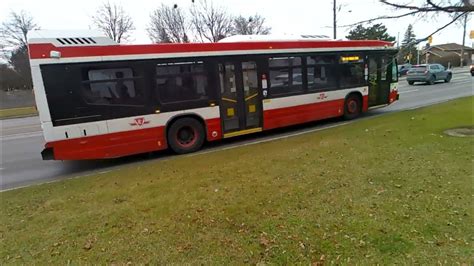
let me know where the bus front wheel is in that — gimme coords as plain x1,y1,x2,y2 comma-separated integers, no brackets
343,94,361,120
167,117,205,154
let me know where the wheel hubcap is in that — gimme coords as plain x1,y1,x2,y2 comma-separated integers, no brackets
177,126,195,145
348,100,358,113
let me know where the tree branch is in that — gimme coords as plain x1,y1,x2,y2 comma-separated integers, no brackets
380,0,474,13
340,10,420,27
416,11,468,43
92,2,135,43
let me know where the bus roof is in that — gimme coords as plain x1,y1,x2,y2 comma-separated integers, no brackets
218,34,332,42
27,30,396,63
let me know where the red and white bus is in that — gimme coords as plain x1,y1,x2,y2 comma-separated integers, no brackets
27,31,399,160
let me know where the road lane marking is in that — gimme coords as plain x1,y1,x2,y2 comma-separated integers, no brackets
2,125,40,131
0,131,43,141
398,89,418,94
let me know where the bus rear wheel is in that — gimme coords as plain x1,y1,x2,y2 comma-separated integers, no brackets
343,94,362,120
167,117,205,154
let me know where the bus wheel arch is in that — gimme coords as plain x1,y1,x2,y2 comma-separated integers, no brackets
343,92,362,120
166,114,206,154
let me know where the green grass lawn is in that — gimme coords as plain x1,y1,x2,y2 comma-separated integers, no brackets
0,106,37,119
1,97,473,264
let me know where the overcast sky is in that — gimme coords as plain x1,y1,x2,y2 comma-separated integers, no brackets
1,0,473,48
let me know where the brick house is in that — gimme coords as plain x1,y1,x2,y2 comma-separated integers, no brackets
420,43,473,67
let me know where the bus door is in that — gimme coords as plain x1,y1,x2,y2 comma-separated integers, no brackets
368,55,391,107
218,61,262,138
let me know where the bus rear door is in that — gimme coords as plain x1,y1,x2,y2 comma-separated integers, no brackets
218,61,263,138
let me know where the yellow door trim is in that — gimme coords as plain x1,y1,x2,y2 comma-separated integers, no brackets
223,127,262,138
222,97,237,103
245,93,258,101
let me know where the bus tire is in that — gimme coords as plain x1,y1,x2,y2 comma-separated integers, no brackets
343,94,362,120
167,117,205,154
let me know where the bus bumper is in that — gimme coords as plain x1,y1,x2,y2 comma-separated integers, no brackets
41,147,54,160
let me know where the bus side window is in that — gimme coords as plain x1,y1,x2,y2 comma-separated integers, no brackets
307,55,337,92
380,57,387,81
268,57,303,96
155,61,209,103
391,59,398,82
339,55,365,88
84,68,143,106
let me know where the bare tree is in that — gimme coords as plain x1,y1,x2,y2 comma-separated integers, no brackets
0,11,38,90
379,0,473,13
0,10,39,49
345,0,473,43
190,0,234,42
233,14,271,35
8,46,32,89
148,4,190,43
92,2,135,43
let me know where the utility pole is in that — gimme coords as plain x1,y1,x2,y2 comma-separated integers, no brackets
397,32,400,49
417,46,420,64
460,13,467,67
333,0,337,39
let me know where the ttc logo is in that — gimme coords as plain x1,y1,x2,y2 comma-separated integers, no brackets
317,93,328,100
129,117,150,126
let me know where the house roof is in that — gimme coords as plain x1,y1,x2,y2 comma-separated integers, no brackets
423,49,457,57
431,43,474,52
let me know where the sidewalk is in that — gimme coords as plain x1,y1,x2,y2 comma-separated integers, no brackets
449,66,470,74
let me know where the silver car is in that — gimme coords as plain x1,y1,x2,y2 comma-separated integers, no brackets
406,64,452,85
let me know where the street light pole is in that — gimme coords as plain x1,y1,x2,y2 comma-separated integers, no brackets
397,32,400,49
460,13,467,67
417,46,420,64
333,0,337,39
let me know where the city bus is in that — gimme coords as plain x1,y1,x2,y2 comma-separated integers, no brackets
27,31,399,160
